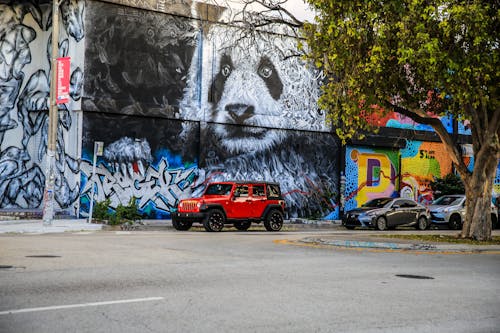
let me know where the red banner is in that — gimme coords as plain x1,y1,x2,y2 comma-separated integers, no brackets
56,57,70,104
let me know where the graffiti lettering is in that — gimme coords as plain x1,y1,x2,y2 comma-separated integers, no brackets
80,158,196,214
419,150,435,160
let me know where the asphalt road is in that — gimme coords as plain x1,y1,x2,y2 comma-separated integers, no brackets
0,230,499,333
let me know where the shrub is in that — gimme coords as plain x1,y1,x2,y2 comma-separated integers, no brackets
430,173,465,199
108,197,141,225
92,198,112,221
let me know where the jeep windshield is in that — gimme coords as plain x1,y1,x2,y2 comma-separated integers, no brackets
361,198,393,208
204,183,233,196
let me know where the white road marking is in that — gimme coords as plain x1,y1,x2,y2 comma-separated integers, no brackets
0,297,164,315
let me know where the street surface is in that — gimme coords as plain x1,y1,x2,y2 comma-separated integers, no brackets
0,229,499,333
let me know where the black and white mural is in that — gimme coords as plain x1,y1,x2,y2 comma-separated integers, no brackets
82,0,197,117
0,0,84,212
1,0,339,219
181,22,339,218
80,2,339,219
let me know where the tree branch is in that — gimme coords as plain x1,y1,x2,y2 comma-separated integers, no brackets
387,101,471,180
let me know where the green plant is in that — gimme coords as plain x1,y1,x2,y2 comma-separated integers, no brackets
92,198,112,221
108,197,141,225
430,174,465,199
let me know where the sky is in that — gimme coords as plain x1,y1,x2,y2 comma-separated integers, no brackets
221,0,316,22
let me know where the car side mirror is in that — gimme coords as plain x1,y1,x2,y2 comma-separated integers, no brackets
392,204,400,209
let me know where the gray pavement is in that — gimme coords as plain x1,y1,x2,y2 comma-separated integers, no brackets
1,218,499,253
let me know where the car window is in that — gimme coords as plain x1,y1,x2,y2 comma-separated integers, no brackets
393,200,406,207
433,196,463,206
403,200,417,207
234,185,249,197
361,198,393,208
253,185,265,197
266,184,281,199
205,184,232,195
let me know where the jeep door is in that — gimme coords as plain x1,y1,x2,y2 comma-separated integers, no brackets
249,184,268,218
230,185,252,219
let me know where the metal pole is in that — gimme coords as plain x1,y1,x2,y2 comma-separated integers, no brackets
42,0,61,226
88,143,98,223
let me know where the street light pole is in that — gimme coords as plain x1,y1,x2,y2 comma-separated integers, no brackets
42,0,62,226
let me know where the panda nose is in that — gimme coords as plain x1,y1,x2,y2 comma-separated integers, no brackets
225,104,255,123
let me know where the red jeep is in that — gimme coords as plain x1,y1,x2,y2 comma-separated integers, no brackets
172,181,286,232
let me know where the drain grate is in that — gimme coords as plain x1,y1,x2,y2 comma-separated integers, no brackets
396,274,434,280
25,255,61,258
0,265,14,269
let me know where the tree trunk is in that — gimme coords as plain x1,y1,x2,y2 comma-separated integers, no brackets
460,147,498,241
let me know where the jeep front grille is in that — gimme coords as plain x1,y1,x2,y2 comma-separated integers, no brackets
180,200,198,212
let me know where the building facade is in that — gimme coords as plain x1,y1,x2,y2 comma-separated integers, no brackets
1,0,498,220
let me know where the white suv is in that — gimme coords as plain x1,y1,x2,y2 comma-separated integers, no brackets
428,194,498,230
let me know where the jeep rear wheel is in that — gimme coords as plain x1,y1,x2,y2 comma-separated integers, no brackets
264,209,283,231
204,209,225,232
234,221,251,231
172,219,192,231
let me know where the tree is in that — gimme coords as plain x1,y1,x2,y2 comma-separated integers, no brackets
300,1,499,241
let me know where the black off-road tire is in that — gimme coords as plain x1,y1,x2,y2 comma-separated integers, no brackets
375,216,387,231
416,216,429,230
203,209,225,232
448,214,462,230
264,209,283,231
234,221,251,231
172,219,192,231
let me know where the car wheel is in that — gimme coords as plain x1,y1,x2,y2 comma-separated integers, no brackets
416,216,429,230
375,216,387,231
234,221,251,231
491,214,498,230
203,209,225,232
448,214,462,230
345,226,355,230
264,209,283,231
172,219,192,231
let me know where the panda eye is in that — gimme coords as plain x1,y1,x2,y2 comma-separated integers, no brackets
221,64,231,77
258,66,272,78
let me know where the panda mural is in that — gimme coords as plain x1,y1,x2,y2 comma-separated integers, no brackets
181,22,340,219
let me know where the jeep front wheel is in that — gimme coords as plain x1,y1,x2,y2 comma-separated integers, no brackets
234,221,251,231
172,219,192,231
264,209,283,231
204,209,225,232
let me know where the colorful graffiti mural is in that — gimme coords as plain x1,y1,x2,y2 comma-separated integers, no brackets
400,141,453,204
0,1,84,212
344,146,400,211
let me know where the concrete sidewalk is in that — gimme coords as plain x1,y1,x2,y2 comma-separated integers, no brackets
0,219,104,234
0,218,339,234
